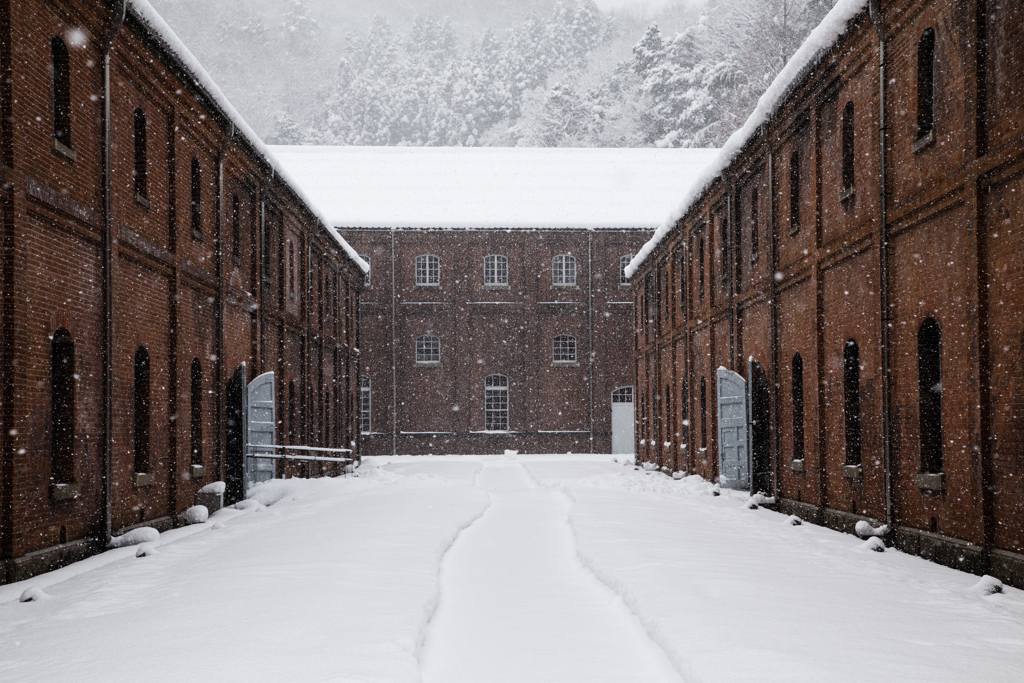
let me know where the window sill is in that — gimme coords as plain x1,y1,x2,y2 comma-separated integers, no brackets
790,459,805,473
552,284,579,288
841,463,862,481
415,361,441,367
51,137,76,163
552,361,579,367
912,128,936,154
914,471,944,492
190,464,205,480
839,185,856,203
415,283,440,288
192,229,204,243
788,225,800,238
135,192,151,210
133,472,154,488
50,481,80,502
483,283,510,288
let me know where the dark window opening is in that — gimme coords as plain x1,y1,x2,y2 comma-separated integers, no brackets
918,318,943,473
134,346,150,474
842,101,855,193
750,188,759,261
792,353,804,461
700,377,708,450
917,28,936,140
289,380,298,445
50,328,75,484
51,37,71,148
190,158,202,238
789,151,801,233
844,340,862,466
699,236,705,301
190,359,203,466
134,108,148,199
719,213,729,287
231,195,241,266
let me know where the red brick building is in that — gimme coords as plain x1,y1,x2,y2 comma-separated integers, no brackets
0,0,365,583
273,147,716,455
629,0,1024,587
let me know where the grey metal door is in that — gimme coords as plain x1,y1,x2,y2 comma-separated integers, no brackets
611,387,635,455
717,367,749,489
245,371,276,497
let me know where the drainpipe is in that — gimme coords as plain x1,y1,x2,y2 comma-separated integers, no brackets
869,0,894,529
390,228,397,456
101,0,126,547
215,124,234,480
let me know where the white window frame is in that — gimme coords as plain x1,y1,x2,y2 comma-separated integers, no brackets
553,334,577,363
552,254,576,286
484,254,509,286
612,386,634,403
484,374,509,432
619,254,633,285
415,254,440,286
360,376,371,434
416,334,440,364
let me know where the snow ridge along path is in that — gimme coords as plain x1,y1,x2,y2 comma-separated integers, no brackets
419,458,683,683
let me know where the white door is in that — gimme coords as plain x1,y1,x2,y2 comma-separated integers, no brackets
717,367,749,489
611,387,635,455
245,372,276,496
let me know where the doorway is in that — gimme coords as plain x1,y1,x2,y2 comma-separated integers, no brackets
749,359,771,495
611,387,635,455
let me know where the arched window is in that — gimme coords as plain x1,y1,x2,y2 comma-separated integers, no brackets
918,318,943,473
484,254,508,285
416,334,440,364
360,376,371,434
619,254,633,285
719,213,729,287
750,188,759,261
190,359,203,466
134,347,150,474
50,328,75,484
553,334,576,363
841,101,855,194
288,239,295,295
917,28,936,141
134,108,148,199
843,340,862,466
51,37,71,149
792,353,804,461
231,195,241,266
611,387,633,403
485,374,509,431
700,376,708,450
552,254,576,286
790,151,801,233
698,236,705,301
288,380,297,445
190,158,202,238
415,254,440,285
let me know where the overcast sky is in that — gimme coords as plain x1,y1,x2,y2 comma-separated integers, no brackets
593,0,683,11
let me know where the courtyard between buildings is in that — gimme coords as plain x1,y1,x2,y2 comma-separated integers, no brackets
1,454,1021,683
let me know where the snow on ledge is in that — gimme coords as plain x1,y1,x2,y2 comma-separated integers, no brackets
127,1,367,274
625,0,870,280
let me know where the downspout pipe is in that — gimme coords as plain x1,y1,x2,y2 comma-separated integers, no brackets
101,0,126,547
869,0,894,529
767,150,779,498
215,124,235,480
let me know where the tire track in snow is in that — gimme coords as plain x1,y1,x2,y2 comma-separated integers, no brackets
419,460,683,683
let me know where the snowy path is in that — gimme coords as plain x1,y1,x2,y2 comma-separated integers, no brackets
419,459,682,683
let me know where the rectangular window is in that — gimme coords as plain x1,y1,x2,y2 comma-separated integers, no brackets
484,254,508,285
416,335,440,363
552,254,576,286
485,374,509,431
553,335,576,363
360,254,371,287
416,254,440,285
360,376,371,434
620,255,633,285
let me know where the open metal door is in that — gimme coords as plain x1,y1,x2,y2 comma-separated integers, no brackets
225,363,248,505
245,372,276,497
717,366,749,489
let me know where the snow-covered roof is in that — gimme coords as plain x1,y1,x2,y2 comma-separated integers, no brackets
625,0,869,279
269,146,720,230
127,1,367,274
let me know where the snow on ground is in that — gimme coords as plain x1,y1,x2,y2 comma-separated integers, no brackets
2,454,1022,682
